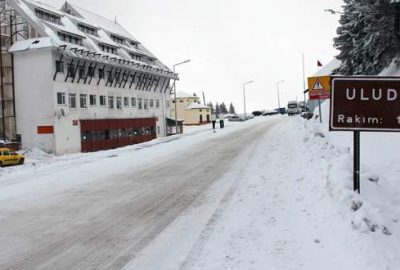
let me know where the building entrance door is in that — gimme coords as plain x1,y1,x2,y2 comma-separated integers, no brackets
199,115,203,124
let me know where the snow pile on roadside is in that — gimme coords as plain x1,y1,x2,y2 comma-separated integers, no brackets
127,115,399,269
308,101,400,268
188,116,399,269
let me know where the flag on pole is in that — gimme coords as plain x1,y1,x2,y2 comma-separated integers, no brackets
317,60,323,67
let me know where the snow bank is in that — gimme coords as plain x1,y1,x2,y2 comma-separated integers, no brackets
309,101,400,268
126,114,399,269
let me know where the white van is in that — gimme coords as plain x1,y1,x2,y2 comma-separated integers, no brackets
287,101,300,116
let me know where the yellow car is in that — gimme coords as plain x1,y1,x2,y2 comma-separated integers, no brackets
0,148,25,167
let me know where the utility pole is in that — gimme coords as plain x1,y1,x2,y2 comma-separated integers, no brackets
172,59,190,134
302,53,307,104
276,80,284,110
243,80,254,118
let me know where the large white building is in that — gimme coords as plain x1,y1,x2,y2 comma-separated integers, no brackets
4,0,177,154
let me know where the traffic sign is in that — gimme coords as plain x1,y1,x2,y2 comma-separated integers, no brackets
330,77,400,132
308,76,331,100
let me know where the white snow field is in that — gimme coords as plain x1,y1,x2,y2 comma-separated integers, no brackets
0,111,399,270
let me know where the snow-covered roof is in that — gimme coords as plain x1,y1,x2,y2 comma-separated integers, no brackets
185,103,211,110
62,2,139,43
176,92,198,98
312,59,341,77
6,0,172,73
26,0,64,17
9,37,57,52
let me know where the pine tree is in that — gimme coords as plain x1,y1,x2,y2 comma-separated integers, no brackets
334,0,360,75
215,102,220,115
220,102,228,114
229,103,236,114
334,0,398,75
207,102,214,113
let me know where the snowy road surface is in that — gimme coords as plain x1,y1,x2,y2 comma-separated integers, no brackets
1,115,398,270
0,118,281,269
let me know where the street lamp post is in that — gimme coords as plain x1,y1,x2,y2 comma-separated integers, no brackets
243,80,254,119
172,59,190,134
276,80,284,109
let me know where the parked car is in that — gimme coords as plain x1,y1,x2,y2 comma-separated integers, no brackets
276,107,287,114
298,101,308,112
252,111,263,116
263,110,279,116
0,148,25,167
228,115,246,122
301,112,314,120
287,101,301,116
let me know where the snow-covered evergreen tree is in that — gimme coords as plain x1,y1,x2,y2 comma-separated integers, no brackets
220,102,228,114
215,103,220,115
334,0,398,75
229,103,236,114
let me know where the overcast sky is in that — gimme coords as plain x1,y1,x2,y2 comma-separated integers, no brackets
42,0,343,112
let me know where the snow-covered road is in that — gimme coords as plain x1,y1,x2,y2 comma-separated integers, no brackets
0,117,282,269
1,115,398,270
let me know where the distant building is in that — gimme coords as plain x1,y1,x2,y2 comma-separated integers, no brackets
2,0,177,154
170,92,211,125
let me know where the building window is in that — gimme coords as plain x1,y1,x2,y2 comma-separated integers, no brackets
124,97,129,107
35,8,62,25
99,43,117,55
78,23,98,36
100,95,106,106
58,32,83,46
56,60,64,73
69,93,76,108
138,98,143,109
88,67,95,77
130,97,136,107
156,99,160,108
130,41,138,48
90,95,97,106
179,100,184,103
129,53,142,61
107,70,113,84
108,96,114,109
116,97,122,109
150,99,154,108
79,67,86,79
111,35,125,44
98,69,105,79
57,92,66,105
67,64,75,78
80,94,87,108
144,99,148,109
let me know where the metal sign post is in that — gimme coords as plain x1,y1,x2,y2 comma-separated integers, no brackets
330,77,400,194
353,131,361,193
308,76,332,123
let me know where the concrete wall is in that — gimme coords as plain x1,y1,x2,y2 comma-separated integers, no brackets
14,48,55,153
